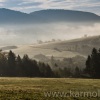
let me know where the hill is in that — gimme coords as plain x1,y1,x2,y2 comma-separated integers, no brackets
33,35,100,56
3,36,100,69
3,35,100,60
0,8,100,25
30,9,100,23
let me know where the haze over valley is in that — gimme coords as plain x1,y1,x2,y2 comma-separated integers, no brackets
0,9,100,45
0,8,100,69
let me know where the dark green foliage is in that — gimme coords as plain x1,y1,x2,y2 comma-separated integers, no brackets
53,67,72,78
0,50,75,78
38,62,54,77
1,48,100,78
85,48,100,78
16,55,23,76
74,67,81,78
85,55,91,75
0,51,54,77
8,50,16,76
0,53,7,76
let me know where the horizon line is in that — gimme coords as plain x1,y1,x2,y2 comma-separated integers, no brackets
0,7,99,16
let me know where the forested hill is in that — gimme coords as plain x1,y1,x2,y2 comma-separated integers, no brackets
0,8,100,24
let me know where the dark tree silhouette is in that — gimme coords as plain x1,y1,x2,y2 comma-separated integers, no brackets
0,53,7,76
16,55,23,76
0,51,55,77
74,67,80,78
8,50,16,76
85,48,100,78
85,55,91,75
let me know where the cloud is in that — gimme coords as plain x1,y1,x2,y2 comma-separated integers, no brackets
0,0,6,2
0,3,3,7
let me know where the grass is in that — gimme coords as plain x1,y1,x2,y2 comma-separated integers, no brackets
0,78,99,100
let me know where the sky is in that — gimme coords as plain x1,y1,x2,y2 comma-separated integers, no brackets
0,0,99,15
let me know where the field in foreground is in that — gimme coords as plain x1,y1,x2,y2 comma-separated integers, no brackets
0,78,100,100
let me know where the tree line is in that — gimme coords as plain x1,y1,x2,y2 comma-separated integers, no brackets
0,50,82,78
0,48,100,78
0,50,54,77
53,48,100,79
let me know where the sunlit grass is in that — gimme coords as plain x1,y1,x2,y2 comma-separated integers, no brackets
0,78,99,100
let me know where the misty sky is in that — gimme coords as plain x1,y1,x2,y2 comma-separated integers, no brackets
0,23,100,45
0,0,100,45
0,0,100,15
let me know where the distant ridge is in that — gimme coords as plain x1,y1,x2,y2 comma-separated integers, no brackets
30,9,100,22
0,8,100,24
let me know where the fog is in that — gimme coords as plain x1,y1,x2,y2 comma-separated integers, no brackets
0,23,100,46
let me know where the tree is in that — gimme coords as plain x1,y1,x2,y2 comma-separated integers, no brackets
22,55,40,77
85,48,100,78
38,62,54,77
59,67,72,78
85,55,91,75
74,67,80,78
7,50,16,76
0,50,57,77
45,64,54,77
16,55,23,76
0,53,7,76
55,63,58,67
91,48,98,78
51,56,55,67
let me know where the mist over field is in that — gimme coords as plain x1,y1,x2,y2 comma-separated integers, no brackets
0,23,100,45
0,9,100,73
0,0,100,99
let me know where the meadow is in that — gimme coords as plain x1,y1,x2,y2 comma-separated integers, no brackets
0,78,99,100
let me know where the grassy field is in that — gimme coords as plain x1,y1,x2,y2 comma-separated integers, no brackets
0,78,100,100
